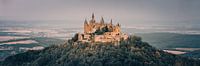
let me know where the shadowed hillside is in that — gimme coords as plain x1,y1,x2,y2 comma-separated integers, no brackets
1,35,199,66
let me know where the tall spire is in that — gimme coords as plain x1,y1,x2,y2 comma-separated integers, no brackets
92,13,95,19
110,19,113,25
84,19,88,33
84,19,88,25
117,22,120,27
100,16,104,24
90,13,96,23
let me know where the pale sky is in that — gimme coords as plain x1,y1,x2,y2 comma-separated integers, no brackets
0,0,200,27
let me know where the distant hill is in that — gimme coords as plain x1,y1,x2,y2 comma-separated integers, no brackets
1,35,199,66
136,33,200,49
183,50,200,59
0,37,65,61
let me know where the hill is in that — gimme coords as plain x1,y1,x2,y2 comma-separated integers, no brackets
1,35,199,66
136,33,200,49
183,50,200,59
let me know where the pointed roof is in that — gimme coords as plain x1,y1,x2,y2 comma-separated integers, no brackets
84,19,88,24
92,13,95,19
100,17,104,24
117,23,120,27
110,19,113,25
90,13,95,23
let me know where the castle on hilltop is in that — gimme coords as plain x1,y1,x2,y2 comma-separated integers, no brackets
74,13,128,43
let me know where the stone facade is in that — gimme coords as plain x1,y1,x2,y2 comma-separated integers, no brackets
76,13,128,43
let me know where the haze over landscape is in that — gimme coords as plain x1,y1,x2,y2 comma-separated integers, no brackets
1,0,200,66
1,0,200,28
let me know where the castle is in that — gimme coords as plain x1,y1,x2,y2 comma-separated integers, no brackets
75,13,128,43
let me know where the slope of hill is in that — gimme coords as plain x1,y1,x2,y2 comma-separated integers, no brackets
1,35,199,66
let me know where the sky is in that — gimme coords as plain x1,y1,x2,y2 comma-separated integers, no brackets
0,0,200,28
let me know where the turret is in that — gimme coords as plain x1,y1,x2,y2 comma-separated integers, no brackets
84,19,88,33
92,13,95,19
84,19,88,25
90,13,95,24
116,23,120,27
100,17,104,25
114,23,121,33
110,19,113,25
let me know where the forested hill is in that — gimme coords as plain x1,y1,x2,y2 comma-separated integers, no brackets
1,35,200,66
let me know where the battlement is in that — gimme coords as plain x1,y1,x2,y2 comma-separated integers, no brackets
73,13,128,43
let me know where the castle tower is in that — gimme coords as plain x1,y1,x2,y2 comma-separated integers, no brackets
107,19,113,31
117,23,120,27
90,13,95,24
114,23,121,33
100,17,104,25
110,19,113,25
92,13,95,19
84,19,88,33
